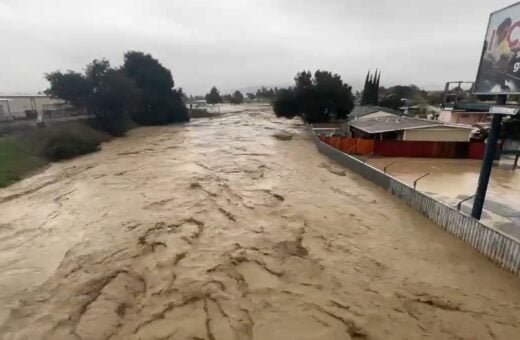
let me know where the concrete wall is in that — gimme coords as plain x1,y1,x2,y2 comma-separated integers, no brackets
310,127,520,277
404,127,471,142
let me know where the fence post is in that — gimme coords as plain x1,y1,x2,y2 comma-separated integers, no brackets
457,195,476,211
413,172,430,190
384,161,397,174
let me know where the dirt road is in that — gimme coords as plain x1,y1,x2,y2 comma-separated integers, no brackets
1,105,519,339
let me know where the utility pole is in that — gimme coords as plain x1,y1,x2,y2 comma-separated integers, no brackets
471,95,506,219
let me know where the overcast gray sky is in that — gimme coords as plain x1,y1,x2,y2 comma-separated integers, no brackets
0,0,515,95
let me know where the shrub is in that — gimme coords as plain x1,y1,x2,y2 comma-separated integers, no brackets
33,121,110,161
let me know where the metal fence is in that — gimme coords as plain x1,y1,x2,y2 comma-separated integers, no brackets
309,126,520,276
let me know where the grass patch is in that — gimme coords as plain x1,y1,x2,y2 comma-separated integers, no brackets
0,137,47,187
0,121,110,188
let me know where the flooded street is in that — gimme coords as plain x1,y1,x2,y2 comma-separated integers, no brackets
367,157,520,236
1,105,519,339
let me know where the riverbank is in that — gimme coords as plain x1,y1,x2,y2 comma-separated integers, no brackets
0,121,110,187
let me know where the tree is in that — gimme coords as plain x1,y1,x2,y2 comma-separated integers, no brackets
361,70,380,105
177,87,188,102
273,70,355,123
222,94,232,103
206,87,223,104
427,91,443,106
379,95,402,110
273,89,298,119
255,87,277,101
46,51,188,135
230,90,244,104
246,92,255,100
123,51,188,125
91,70,141,136
85,59,111,89
45,71,91,108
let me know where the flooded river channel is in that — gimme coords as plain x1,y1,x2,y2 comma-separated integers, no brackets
0,105,519,339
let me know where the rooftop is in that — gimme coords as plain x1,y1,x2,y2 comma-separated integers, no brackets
350,105,401,118
350,116,472,134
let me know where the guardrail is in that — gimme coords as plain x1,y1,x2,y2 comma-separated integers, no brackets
309,127,520,276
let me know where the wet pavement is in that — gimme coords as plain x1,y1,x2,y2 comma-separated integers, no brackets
0,105,519,339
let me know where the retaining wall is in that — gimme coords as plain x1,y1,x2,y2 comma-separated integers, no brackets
310,128,520,276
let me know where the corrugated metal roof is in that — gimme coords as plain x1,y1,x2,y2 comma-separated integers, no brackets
350,116,472,134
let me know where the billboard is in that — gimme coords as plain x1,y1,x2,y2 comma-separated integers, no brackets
475,2,520,95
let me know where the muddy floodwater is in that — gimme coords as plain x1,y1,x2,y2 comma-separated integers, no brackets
1,105,519,339
367,157,520,232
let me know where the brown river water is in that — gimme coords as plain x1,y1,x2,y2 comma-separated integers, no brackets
0,105,519,339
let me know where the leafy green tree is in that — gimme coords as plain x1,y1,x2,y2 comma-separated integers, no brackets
222,94,232,103
230,90,244,104
427,91,443,106
46,51,188,135
273,89,298,119
273,70,354,123
46,64,140,136
255,87,277,101
246,92,255,100
379,95,402,110
45,71,91,108
123,51,188,125
91,70,141,136
85,59,111,88
206,86,223,104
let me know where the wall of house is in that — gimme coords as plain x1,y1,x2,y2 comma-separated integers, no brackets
403,127,471,142
438,110,452,123
453,112,488,125
438,110,489,125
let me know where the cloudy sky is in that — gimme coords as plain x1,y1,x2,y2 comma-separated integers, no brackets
0,0,515,95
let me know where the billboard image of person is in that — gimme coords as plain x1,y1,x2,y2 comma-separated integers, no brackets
475,2,520,94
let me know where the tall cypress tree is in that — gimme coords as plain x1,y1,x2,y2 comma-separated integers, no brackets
361,71,370,105
361,69,381,106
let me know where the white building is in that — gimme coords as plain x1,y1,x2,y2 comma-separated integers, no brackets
0,95,71,121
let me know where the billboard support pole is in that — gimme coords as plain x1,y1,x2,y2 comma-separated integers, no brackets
471,95,506,220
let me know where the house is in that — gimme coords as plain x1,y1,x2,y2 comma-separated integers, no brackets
349,116,474,142
349,106,401,120
438,102,492,126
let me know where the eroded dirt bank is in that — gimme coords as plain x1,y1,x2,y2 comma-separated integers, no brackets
0,105,519,339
